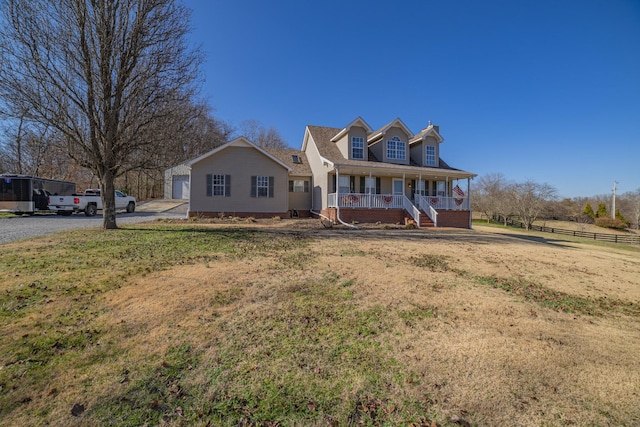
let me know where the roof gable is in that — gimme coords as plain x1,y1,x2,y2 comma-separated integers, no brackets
187,137,292,171
409,124,444,144
330,116,374,142
367,118,413,143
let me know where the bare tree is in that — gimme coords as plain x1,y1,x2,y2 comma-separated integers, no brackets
119,100,233,199
238,119,288,148
511,180,557,230
621,189,640,229
472,173,514,224
0,0,202,229
0,112,58,176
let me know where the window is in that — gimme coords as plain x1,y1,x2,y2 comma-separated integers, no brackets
206,174,230,197
289,179,309,192
292,155,301,164
256,176,269,197
386,136,406,160
338,176,350,194
351,137,364,159
425,145,436,166
251,176,274,197
365,177,376,194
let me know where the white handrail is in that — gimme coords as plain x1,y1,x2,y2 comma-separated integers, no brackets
417,195,439,227
403,196,421,227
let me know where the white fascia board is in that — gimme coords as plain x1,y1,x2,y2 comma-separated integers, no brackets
409,127,444,144
367,118,414,143
188,136,292,172
330,116,374,142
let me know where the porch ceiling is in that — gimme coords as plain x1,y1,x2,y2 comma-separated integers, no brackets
334,164,474,180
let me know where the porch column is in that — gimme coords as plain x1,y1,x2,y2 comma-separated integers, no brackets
467,177,472,228
335,168,340,208
402,173,406,198
369,171,372,208
446,176,449,209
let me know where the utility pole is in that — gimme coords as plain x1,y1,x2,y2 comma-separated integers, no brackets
612,181,618,219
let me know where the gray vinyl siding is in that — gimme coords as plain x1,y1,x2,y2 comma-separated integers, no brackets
381,127,410,165
288,175,312,210
304,133,332,211
190,146,288,213
348,126,368,161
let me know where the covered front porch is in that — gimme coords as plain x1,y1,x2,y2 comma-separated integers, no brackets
325,167,473,228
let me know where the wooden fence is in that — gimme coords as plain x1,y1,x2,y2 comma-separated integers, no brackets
501,218,640,245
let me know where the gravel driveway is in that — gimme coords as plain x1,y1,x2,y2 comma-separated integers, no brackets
0,202,187,245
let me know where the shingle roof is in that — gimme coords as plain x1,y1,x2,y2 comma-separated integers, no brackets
264,147,312,176
306,125,475,178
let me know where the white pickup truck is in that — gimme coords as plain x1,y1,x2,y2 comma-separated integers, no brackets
48,189,136,216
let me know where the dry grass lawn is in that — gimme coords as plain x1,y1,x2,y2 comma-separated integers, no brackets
0,219,639,426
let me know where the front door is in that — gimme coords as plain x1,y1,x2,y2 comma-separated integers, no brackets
393,179,404,197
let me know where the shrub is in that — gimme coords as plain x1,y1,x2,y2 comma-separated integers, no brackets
615,209,629,224
596,203,608,218
583,203,595,219
595,217,628,230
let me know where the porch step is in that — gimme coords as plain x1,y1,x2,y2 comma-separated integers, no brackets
420,218,435,228
419,211,435,228
406,214,435,228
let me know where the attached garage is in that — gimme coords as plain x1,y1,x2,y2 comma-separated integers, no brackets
171,175,190,199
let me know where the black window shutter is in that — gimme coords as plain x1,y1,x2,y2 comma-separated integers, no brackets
376,177,381,194
225,175,231,197
289,180,293,192
349,176,355,193
206,174,212,197
269,176,274,198
250,176,256,197
304,180,309,192
332,175,336,192
359,176,365,193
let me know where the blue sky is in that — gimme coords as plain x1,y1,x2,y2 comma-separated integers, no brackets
183,0,640,198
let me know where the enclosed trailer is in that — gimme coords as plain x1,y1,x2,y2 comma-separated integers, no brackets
0,174,76,214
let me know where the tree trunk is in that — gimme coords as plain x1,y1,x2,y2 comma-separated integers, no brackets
100,172,118,230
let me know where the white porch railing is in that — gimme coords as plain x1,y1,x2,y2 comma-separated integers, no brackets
329,193,470,211
328,193,404,209
417,195,469,211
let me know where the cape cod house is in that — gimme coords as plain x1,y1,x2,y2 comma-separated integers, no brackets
164,117,476,228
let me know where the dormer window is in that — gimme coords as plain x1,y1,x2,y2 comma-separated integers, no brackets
425,145,436,166
386,136,406,160
351,137,364,159
292,155,301,164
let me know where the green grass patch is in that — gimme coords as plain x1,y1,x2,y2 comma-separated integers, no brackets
195,272,430,426
410,254,451,272
0,226,308,321
0,225,312,425
475,276,640,317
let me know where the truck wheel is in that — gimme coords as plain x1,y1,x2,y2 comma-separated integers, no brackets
85,204,97,216
126,202,135,213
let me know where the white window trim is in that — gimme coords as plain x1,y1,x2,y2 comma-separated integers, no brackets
351,136,364,159
292,179,306,192
213,174,226,196
256,176,269,197
425,145,436,166
386,136,406,160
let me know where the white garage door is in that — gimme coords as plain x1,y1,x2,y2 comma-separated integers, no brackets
172,175,190,199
